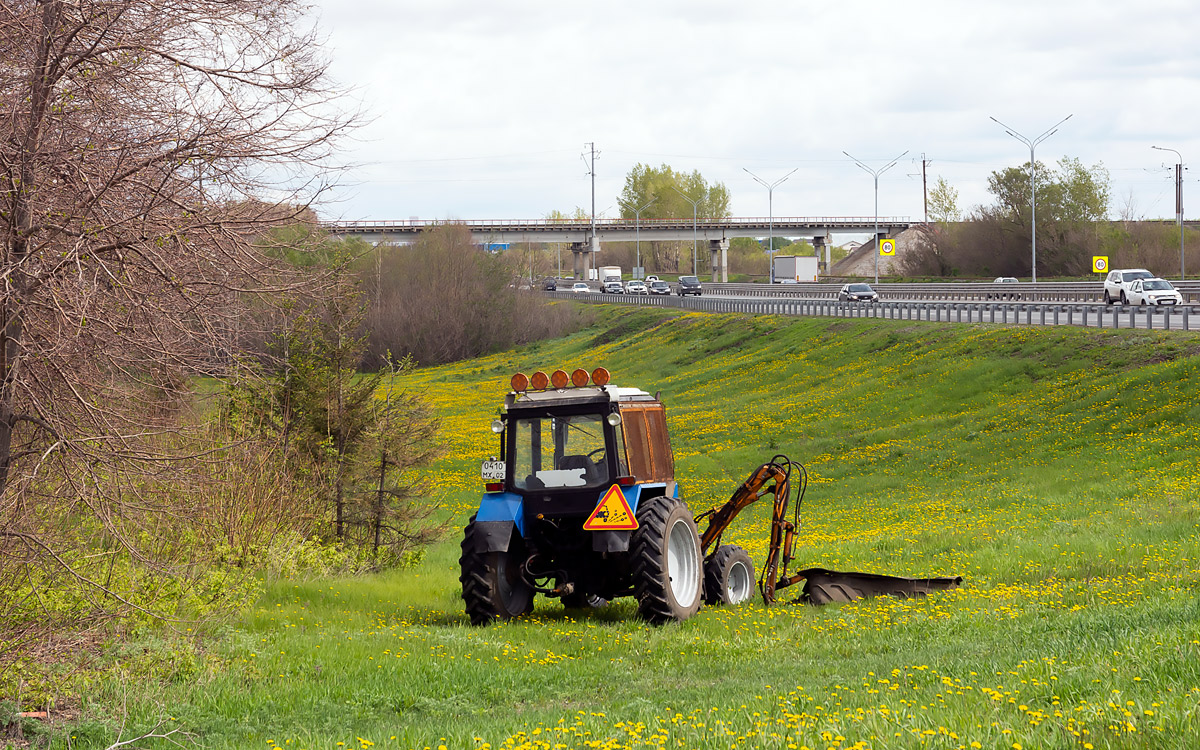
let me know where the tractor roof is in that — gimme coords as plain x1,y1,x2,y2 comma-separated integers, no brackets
505,385,658,411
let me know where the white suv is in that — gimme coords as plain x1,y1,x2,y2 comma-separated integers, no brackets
1103,268,1154,305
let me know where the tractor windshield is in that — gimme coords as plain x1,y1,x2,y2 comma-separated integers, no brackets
512,414,609,490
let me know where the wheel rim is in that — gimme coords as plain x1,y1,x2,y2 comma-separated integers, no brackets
666,518,700,608
492,552,530,615
726,560,753,604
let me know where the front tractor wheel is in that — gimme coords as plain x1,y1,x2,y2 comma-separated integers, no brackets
704,545,756,606
459,516,534,626
631,496,703,624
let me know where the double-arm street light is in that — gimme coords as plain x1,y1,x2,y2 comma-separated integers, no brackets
619,196,657,279
989,114,1072,283
843,150,908,284
1152,145,1185,280
743,167,798,284
669,186,701,275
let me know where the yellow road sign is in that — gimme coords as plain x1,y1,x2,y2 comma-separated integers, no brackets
1093,256,1109,273
583,485,639,531
879,238,896,256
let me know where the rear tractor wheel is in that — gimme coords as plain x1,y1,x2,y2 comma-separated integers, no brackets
459,516,534,626
631,496,703,624
704,545,755,606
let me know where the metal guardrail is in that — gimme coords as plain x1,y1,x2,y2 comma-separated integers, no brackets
547,291,1200,332
548,280,1200,304
691,280,1200,304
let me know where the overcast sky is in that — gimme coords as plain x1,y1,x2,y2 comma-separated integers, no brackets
311,0,1200,229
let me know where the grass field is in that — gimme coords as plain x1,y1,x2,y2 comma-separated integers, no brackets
28,305,1200,750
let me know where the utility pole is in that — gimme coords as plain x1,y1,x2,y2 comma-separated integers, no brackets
1152,146,1185,280
581,142,600,279
921,154,929,224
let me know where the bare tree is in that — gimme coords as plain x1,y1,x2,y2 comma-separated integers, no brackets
0,0,351,635
363,225,578,367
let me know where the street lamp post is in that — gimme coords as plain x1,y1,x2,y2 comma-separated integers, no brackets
843,150,908,284
669,186,701,275
989,115,1072,283
743,167,798,284
619,196,657,279
1152,145,1185,280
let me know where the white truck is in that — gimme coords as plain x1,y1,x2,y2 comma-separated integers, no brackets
772,255,819,283
599,265,622,283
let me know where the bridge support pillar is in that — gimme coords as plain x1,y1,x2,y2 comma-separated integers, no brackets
812,235,827,274
710,238,729,283
570,242,589,279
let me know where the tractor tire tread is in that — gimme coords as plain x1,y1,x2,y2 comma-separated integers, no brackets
459,516,533,626
630,495,701,624
704,544,755,606
459,517,500,626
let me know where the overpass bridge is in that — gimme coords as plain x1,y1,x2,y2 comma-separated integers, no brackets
323,216,912,281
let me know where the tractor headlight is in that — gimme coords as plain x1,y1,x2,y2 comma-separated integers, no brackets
606,413,622,427
491,419,505,434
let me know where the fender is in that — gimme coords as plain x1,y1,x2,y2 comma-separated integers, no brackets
588,482,673,553
474,491,526,552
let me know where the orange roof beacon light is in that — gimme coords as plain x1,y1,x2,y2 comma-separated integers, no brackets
571,368,590,387
550,369,570,390
510,372,529,392
530,370,550,391
591,367,610,387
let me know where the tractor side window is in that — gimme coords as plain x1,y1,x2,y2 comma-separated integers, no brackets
512,414,609,490
620,404,675,482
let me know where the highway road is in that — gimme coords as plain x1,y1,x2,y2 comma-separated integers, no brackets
547,285,1200,333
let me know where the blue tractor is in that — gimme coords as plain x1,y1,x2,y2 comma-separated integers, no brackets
459,367,747,624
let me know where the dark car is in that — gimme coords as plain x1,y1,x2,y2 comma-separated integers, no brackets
648,280,671,295
677,276,702,296
542,278,557,291
602,280,624,294
838,283,878,302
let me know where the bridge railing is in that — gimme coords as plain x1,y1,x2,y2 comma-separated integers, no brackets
322,216,910,232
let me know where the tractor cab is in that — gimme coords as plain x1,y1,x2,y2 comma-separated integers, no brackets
487,368,674,519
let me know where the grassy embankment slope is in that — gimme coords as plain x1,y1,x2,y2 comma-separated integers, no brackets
78,306,1200,750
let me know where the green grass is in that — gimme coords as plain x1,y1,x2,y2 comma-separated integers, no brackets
32,306,1200,750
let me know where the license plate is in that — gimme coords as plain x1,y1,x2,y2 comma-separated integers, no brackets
481,460,505,480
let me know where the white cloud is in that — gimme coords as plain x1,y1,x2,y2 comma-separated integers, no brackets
313,0,1200,226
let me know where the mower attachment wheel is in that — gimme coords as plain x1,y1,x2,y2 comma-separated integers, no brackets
631,495,703,623
459,516,534,626
704,545,755,606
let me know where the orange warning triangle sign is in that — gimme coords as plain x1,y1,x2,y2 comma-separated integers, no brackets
583,485,639,531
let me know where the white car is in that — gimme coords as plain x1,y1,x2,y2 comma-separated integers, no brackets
645,275,659,283
1126,278,1183,306
571,282,592,294
1103,268,1154,305
986,277,1021,300
625,280,648,294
